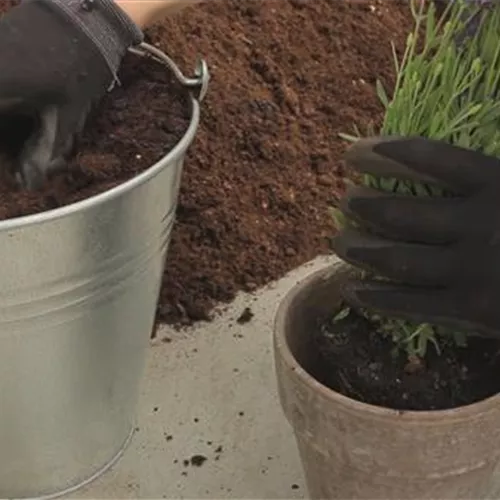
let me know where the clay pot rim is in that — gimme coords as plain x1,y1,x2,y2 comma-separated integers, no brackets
274,257,500,424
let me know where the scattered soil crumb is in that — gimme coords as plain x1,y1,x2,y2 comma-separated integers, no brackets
190,454,208,467
237,307,254,324
238,411,245,416
214,445,223,453
291,484,300,490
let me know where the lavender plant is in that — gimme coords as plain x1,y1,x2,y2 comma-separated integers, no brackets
335,0,500,361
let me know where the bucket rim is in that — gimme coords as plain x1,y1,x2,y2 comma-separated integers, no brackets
0,43,205,232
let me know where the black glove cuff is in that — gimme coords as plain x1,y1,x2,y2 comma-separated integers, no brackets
34,0,144,81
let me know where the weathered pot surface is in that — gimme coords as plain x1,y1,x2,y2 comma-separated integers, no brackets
274,257,500,499
0,43,208,500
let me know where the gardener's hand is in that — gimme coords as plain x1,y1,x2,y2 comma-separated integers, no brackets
0,0,143,190
332,136,500,339
116,0,204,27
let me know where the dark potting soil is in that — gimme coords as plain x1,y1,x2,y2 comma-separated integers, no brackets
0,1,414,327
311,309,500,411
0,6,190,218
148,0,414,326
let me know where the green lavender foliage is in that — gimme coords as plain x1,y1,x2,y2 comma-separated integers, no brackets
335,0,500,359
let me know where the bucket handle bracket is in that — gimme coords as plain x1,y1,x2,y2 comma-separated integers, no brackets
128,42,210,102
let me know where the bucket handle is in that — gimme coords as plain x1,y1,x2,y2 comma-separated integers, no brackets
128,42,210,102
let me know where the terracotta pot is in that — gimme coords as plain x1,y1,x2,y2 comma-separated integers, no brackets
274,259,500,499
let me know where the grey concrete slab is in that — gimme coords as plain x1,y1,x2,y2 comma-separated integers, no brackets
74,255,335,499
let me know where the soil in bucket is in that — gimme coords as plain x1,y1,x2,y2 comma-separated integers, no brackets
0,56,190,220
310,309,500,411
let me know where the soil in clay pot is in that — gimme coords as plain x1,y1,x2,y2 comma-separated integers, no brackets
0,54,190,220
310,309,500,411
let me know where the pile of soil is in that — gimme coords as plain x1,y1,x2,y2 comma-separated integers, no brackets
150,0,414,324
311,310,500,410
0,1,414,326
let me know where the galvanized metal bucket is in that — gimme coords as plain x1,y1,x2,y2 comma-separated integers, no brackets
0,43,209,499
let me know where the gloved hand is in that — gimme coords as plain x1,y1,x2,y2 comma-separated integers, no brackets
332,136,500,339
0,0,143,189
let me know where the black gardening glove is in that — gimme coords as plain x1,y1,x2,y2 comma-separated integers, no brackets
332,136,500,339
0,0,143,189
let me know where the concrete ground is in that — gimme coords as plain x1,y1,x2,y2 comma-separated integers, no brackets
75,255,334,499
